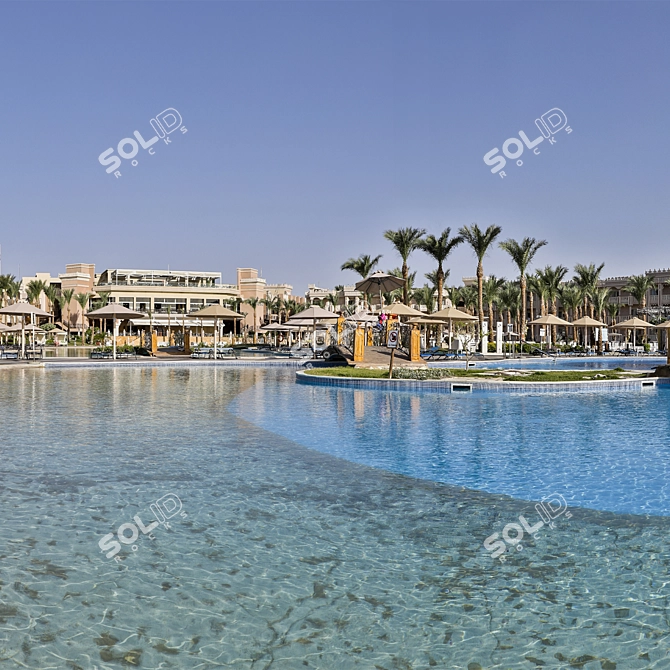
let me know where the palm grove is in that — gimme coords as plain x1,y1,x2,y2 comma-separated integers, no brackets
0,275,108,344
340,225,661,351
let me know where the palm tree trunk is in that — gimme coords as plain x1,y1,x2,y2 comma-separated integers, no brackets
253,306,257,344
436,267,444,343
529,291,535,342
477,262,484,342
402,262,409,305
551,298,557,344
598,311,603,354
520,275,527,344
488,302,494,343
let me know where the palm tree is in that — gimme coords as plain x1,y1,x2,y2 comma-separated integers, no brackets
0,274,16,308
625,274,656,343
499,237,547,344
418,228,463,312
605,302,620,326
625,274,656,314
482,275,506,342
537,265,568,343
285,298,304,318
324,293,338,311
413,284,435,314
260,297,275,324
43,284,59,322
589,286,610,353
26,279,47,307
340,254,383,279
459,285,478,314
499,282,521,335
445,286,461,308
244,297,261,343
59,288,75,341
7,280,21,304
91,291,110,310
559,283,582,341
574,263,605,319
383,227,426,305
272,296,287,324
526,274,545,342
74,293,91,343
387,268,416,304
458,223,503,339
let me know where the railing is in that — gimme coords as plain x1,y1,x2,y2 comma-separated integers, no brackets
97,282,236,290
340,323,356,353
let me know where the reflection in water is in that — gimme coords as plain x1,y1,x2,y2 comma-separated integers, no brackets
231,378,670,517
1,367,670,668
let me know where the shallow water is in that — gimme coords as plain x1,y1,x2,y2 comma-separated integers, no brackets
231,375,670,516
1,367,670,669
432,355,666,371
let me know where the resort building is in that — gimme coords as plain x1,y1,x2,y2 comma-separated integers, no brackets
305,284,363,311
601,269,670,320
95,268,239,314
236,267,301,332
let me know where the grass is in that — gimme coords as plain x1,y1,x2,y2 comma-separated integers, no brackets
304,367,390,378
303,367,646,382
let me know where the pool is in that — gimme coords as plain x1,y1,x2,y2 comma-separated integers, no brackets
233,373,670,517
430,355,666,372
2,366,670,668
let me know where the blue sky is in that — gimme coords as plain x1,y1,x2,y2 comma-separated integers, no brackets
1,1,669,292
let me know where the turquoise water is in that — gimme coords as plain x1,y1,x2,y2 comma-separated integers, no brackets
232,378,670,516
2,366,670,668
431,355,665,371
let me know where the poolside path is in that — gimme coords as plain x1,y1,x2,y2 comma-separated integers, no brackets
357,345,426,368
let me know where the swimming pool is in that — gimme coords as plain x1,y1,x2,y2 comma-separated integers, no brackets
233,372,670,517
2,366,670,668
430,355,666,371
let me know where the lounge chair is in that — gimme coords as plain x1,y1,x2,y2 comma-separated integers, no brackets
421,347,455,361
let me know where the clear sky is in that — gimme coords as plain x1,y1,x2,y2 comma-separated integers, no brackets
1,1,669,293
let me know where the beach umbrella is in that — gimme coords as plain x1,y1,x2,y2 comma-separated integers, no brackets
260,323,299,330
346,311,377,323
387,303,424,318
571,315,607,349
189,304,243,360
3,324,46,333
355,272,404,311
86,304,145,360
408,317,446,325
529,314,573,326
0,302,51,359
426,306,478,348
261,322,299,346
529,314,572,351
611,316,650,349
288,306,339,357
655,321,670,363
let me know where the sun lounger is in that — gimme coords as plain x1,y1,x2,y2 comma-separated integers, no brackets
191,348,212,359
421,348,457,360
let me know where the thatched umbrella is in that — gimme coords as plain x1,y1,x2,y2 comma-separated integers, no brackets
571,315,607,350
189,304,243,360
86,304,146,360
611,316,650,349
0,302,51,359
